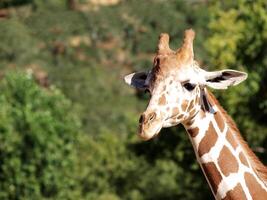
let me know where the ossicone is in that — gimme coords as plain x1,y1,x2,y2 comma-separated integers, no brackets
176,29,195,64
157,33,172,54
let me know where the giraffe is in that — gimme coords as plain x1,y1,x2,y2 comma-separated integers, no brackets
124,29,267,200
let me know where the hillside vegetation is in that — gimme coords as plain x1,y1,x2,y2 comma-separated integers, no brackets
0,0,266,199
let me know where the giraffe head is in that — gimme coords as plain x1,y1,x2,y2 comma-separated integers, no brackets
124,29,247,140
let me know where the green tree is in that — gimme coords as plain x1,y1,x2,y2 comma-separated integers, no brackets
4,1,265,199
0,72,81,199
0,0,32,8
206,0,267,161
0,19,37,64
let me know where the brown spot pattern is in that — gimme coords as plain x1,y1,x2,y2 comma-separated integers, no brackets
225,129,238,150
244,172,267,199
188,108,198,122
187,100,194,112
222,183,247,200
195,94,200,104
187,127,199,137
186,120,194,127
218,146,239,177
198,122,218,157
177,114,183,120
172,107,179,116
199,110,206,119
181,100,189,111
158,95,166,105
189,108,196,116
239,152,249,167
214,112,225,132
202,162,222,193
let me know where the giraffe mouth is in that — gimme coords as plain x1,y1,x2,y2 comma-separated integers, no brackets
138,123,162,141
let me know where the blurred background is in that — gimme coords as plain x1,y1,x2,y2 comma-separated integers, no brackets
0,0,267,199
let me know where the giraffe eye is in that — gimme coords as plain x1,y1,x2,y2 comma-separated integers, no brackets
183,83,196,91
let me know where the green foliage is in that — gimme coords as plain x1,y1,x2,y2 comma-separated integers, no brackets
1,0,267,200
0,0,32,8
0,19,37,63
77,128,211,200
0,0,68,9
0,72,81,199
0,1,213,199
206,0,267,160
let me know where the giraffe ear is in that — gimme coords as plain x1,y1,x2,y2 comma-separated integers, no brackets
203,69,247,89
124,71,149,90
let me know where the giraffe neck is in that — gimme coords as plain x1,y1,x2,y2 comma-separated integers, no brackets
183,92,267,200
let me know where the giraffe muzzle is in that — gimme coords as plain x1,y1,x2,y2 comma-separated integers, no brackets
138,111,162,140
139,112,157,124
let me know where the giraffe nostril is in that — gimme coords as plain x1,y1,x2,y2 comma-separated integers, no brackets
139,112,157,124
148,112,156,122
139,114,145,124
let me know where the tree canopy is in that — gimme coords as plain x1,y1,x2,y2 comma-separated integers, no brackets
0,0,266,199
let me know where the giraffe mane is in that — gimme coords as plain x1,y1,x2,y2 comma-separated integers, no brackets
207,91,267,185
